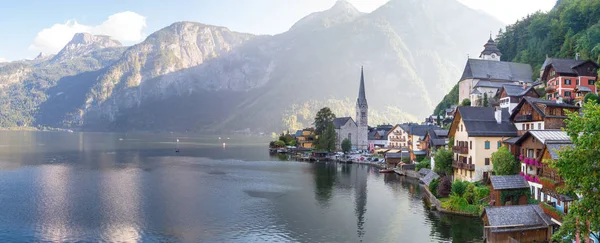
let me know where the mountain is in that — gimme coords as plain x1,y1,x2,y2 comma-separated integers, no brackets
0,34,126,127
1,0,504,133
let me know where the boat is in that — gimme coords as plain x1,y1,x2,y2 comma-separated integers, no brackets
379,169,394,173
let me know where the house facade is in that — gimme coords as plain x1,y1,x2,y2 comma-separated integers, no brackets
408,125,440,161
422,129,448,158
449,107,518,182
509,97,579,136
489,175,530,206
541,56,599,104
495,84,540,114
386,124,412,149
333,117,358,150
295,128,316,148
368,125,392,148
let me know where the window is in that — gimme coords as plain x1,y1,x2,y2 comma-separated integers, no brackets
564,79,571,85
576,79,580,85
522,124,525,130
564,91,571,97
589,80,596,85
485,141,490,149
361,112,366,117
538,123,541,129
527,149,534,158
526,124,530,130
497,141,501,149
485,158,490,165
470,141,472,149
551,70,555,76
469,157,472,164
460,124,463,132
470,171,473,178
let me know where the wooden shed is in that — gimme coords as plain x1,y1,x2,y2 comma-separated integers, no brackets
490,175,530,206
482,205,556,243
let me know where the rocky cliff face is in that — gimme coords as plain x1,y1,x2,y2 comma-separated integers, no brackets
51,33,123,63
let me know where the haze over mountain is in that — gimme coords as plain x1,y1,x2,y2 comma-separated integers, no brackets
0,0,503,133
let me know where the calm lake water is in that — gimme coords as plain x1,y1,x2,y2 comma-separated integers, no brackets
0,131,483,242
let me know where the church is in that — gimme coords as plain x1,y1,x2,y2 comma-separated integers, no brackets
332,67,369,150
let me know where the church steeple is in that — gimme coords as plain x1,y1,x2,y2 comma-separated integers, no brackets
480,33,502,61
357,66,367,107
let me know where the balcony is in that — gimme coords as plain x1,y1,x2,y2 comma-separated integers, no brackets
546,85,556,93
540,202,564,222
540,177,562,192
390,137,406,142
452,146,468,154
452,160,475,171
515,114,533,122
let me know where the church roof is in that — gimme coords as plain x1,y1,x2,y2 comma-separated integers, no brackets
332,117,355,129
357,67,368,107
460,59,533,83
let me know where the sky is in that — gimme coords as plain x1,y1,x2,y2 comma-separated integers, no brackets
0,0,556,62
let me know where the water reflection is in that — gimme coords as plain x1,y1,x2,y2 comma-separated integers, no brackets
0,131,484,242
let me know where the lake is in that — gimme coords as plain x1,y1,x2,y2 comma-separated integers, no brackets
0,131,483,242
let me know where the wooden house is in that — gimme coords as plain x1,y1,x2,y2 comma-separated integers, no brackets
489,175,530,206
482,205,556,243
408,125,440,161
509,97,579,136
385,152,403,168
538,142,575,223
295,128,316,148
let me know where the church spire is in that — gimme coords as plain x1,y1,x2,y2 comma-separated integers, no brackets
357,66,367,106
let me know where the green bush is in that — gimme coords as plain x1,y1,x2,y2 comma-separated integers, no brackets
475,187,490,202
441,195,481,215
274,140,286,147
416,158,431,170
429,178,439,197
464,183,476,204
451,180,468,197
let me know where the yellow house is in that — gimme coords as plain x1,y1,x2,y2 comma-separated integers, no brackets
449,107,518,182
296,128,316,148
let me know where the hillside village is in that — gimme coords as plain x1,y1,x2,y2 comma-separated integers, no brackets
272,36,600,243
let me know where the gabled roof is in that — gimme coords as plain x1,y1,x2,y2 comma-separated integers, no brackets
295,130,303,137
474,80,518,89
500,84,539,98
546,143,574,160
452,107,518,137
420,170,440,186
509,97,580,120
542,58,599,75
514,130,571,145
418,168,432,176
431,139,448,146
502,136,521,144
490,175,530,190
433,130,448,137
460,59,533,82
332,117,355,129
577,86,593,92
409,125,440,136
483,205,555,233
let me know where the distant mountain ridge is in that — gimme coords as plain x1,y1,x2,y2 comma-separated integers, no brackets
0,0,504,133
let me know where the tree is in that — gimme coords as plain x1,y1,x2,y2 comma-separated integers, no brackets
314,107,336,135
451,180,468,197
341,138,352,153
434,148,454,176
551,101,600,241
437,176,452,198
491,146,519,175
584,93,600,104
436,114,441,126
416,157,431,170
318,122,337,152
460,98,471,106
274,140,286,147
483,93,489,107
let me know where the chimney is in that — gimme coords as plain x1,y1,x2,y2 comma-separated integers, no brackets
495,107,502,124
576,53,580,61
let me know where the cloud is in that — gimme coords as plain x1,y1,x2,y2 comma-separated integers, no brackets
29,11,147,54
